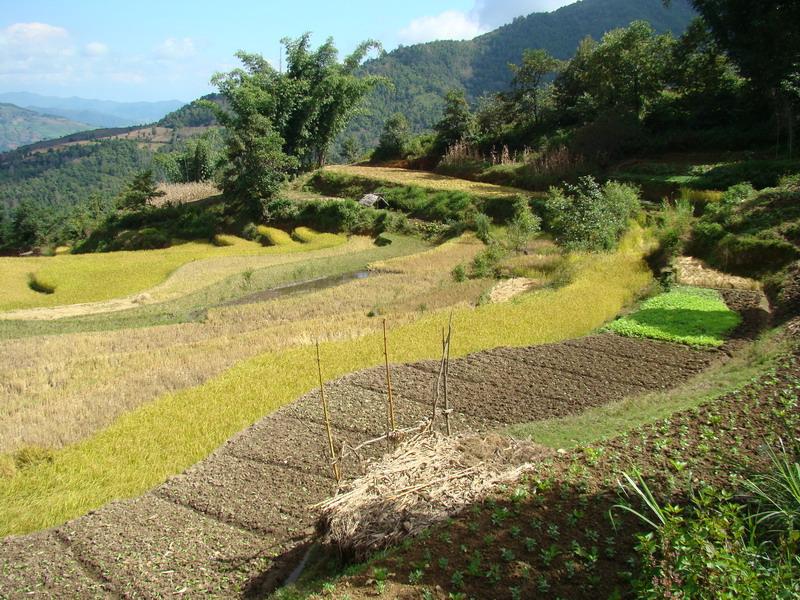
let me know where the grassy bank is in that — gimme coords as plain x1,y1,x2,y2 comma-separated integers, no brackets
0,227,652,536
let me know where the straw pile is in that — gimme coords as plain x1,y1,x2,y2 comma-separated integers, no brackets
316,432,550,557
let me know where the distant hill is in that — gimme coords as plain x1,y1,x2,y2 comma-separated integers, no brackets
0,92,184,128
346,0,697,146
0,103,92,152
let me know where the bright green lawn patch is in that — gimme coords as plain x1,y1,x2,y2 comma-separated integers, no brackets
604,286,741,347
0,227,652,536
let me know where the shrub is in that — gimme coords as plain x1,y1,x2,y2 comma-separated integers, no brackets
647,199,694,274
264,198,300,222
545,176,640,251
713,233,799,276
242,222,259,241
506,197,542,252
721,182,757,205
473,213,492,244
27,273,56,295
109,228,171,251
374,233,393,247
470,243,507,279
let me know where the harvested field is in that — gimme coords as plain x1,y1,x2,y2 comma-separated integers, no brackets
0,288,763,598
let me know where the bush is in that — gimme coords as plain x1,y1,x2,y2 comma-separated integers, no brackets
470,243,507,279
506,196,542,252
713,233,799,276
109,227,171,251
545,176,641,251
647,199,694,274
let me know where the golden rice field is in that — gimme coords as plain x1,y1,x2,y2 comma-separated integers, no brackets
323,165,525,197
0,231,344,313
0,226,652,536
0,235,476,453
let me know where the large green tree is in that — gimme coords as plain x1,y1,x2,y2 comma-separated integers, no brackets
208,35,385,212
373,113,411,161
433,90,476,154
508,49,562,126
666,0,800,153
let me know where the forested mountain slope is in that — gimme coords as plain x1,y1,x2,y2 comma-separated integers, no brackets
346,0,696,145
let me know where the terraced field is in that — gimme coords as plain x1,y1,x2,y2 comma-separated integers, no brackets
322,165,524,198
0,290,765,598
0,231,345,313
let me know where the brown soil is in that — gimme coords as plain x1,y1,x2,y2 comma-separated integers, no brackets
0,292,769,598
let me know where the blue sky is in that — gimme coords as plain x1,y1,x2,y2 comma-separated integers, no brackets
0,0,574,102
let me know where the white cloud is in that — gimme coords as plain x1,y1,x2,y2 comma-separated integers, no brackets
475,0,575,28
84,42,109,57
0,22,76,82
397,0,576,45
155,37,198,61
398,10,486,44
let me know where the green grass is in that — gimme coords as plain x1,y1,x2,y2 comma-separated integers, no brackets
508,329,788,448
0,234,345,312
604,286,741,347
0,227,652,536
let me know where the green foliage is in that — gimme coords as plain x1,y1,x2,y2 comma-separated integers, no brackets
689,181,800,278
155,131,222,184
373,113,411,161
158,94,222,128
545,176,641,251
647,198,694,273
116,170,165,212
605,286,740,346
211,36,385,170
74,203,219,253
0,140,151,248
623,463,800,600
506,196,542,252
433,90,476,155
508,49,562,126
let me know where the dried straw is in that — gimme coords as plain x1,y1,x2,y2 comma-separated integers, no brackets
315,432,549,557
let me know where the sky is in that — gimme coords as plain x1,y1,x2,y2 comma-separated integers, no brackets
0,0,575,103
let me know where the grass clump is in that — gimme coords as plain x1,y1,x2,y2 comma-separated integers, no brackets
291,227,318,243
256,226,295,247
605,286,740,347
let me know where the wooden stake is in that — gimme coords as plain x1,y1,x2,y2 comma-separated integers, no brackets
316,340,341,482
431,327,446,429
444,313,453,436
383,319,396,432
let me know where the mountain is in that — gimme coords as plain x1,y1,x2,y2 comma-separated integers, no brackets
346,0,697,146
0,103,92,152
0,93,184,128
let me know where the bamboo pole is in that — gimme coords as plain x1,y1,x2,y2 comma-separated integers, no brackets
316,340,341,482
383,319,396,432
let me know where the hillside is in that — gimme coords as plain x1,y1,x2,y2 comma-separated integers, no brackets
0,92,184,128
346,0,696,146
0,103,91,152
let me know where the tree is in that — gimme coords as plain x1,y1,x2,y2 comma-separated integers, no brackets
666,0,800,154
506,196,542,252
554,23,674,123
373,113,410,161
116,170,166,212
217,114,299,212
433,90,476,154
668,18,743,126
209,35,386,170
339,136,362,164
509,49,562,126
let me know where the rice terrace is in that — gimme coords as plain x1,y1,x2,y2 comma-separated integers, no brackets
1,0,800,598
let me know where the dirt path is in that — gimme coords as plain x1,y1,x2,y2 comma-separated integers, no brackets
0,291,765,598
